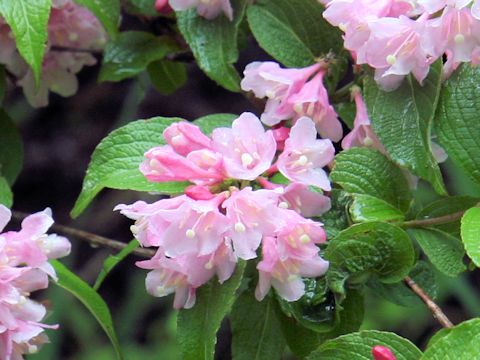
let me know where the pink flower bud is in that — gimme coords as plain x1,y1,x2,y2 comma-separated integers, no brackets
185,185,215,200
155,0,173,14
272,126,290,151
372,345,397,360
163,122,212,156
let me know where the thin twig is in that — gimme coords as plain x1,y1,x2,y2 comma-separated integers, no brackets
401,210,467,228
10,211,154,258
404,276,454,328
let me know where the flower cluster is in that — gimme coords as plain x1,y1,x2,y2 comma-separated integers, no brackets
241,62,343,142
322,0,480,90
0,206,71,360
117,114,333,308
0,0,106,107
166,0,233,20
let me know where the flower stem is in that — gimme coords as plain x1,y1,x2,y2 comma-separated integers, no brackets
404,276,454,328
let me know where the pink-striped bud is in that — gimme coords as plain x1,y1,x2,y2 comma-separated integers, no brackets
155,0,173,14
372,345,397,360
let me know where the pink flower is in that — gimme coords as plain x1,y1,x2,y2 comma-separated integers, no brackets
425,7,480,65
137,242,236,309
341,90,384,152
255,213,328,301
241,62,320,126
418,0,471,14
140,145,225,185
222,187,280,260
163,122,212,156
114,196,187,247
365,15,431,90
168,0,233,20
16,0,107,107
211,113,276,180
277,117,335,190
279,182,331,217
288,70,343,142
117,194,230,257
0,205,71,359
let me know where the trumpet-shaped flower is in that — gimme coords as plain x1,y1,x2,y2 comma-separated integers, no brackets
288,70,343,142
241,62,320,126
277,117,335,190
0,205,71,360
222,187,280,260
211,113,276,180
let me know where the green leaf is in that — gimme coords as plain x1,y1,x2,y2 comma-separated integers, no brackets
368,260,437,307
50,260,123,359
0,0,51,84
71,116,189,218
325,222,415,298
421,318,480,359
193,113,238,133
417,196,479,237
99,32,178,82
93,239,140,290
0,176,12,208
461,207,480,267
0,110,23,185
247,0,341,67
331,148,412,212
308,330,422,360
74,0,120,38
148,60,188,95
350,194,405,223
176,0,247,92
335,101,356,130
364,60,446,194
231,294,286,360
279,289,364,359
124,0,156,16
278,278,337,333
436,65,480,187
317,190,352,239
177,261,245,360
410,228,466,276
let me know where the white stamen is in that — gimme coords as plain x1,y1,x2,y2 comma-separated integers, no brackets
279,201,289,209
454,34,465,44
234,222,246,232
186,229,196,238
68,32,79,42
294,103,303,114
386,54,396,65
363,136,374,147
171,134,186,146
149,158,161,169
204,261,214,270
241,153,254,167
299,234,311,244
287,274,299,282
297,155,308,166
265,90,275,99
